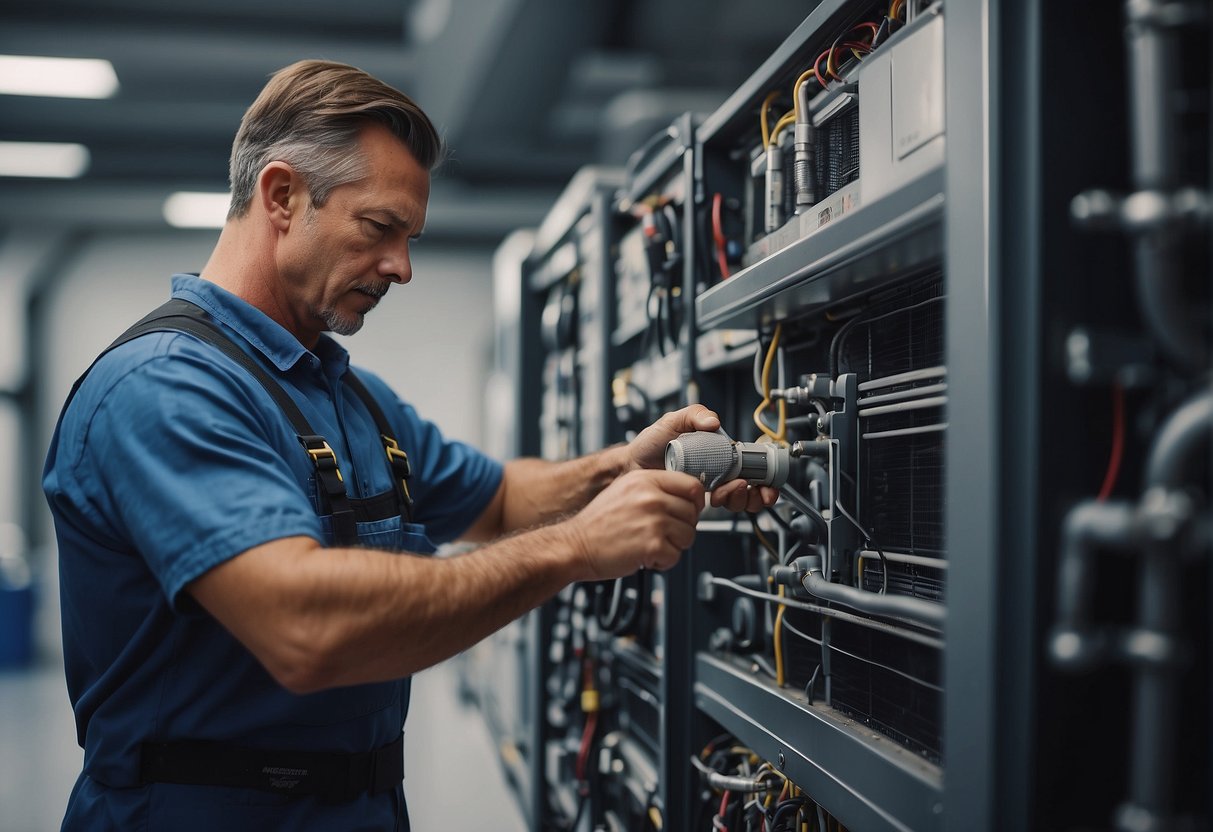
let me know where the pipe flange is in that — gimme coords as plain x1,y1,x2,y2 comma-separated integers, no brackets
1137,487,1194,544
1049,627,1106,670
1126,0,1207,28
1071,187,1211,233
1116,627,1188,669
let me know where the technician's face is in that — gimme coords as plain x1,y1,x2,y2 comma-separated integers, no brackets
281,124,429,342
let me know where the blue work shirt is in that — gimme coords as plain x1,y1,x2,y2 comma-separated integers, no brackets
43,274,503,830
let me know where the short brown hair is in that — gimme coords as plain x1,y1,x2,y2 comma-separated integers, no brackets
227,60,442,218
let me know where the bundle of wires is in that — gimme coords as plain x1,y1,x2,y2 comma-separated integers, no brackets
643,201,683,356
691,736,839,831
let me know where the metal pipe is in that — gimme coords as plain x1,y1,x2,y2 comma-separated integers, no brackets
857,366,948,392
857,382,949,407
1127,531,1182,819
1050,499,1138,669
1125,0,1207,368
861,423,948,441
1123,385,1210,822
1144,386,1212,487
857,395,948,418
858,549,948,570
708,575,943,649
798,555,946,629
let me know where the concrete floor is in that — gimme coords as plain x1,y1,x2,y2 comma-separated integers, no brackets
0,657,526,831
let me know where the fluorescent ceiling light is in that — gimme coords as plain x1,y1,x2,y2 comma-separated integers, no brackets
0,55,119,99
0,141,90,178
163,192,231,228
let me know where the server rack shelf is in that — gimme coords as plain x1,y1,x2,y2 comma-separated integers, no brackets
696,167,942,331
694,653,943,832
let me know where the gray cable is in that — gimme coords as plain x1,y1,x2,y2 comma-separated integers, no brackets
799,556,944,629
782,618,944,693
690,753,772,793
707,576,943,649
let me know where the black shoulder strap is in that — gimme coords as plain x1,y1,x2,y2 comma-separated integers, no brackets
341,371,414,523
65,299,359,546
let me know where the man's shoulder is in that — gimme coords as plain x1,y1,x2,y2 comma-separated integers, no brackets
70,328,256,418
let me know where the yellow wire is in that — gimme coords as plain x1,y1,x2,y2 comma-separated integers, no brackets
774,586,787,686
753,522,777,555
770,111,797,149
758,766,788,809
648,806,663,830
793,70,815,122
760,91,780,149
753,324,787,444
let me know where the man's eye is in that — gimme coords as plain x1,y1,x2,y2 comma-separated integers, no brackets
366,219,389,234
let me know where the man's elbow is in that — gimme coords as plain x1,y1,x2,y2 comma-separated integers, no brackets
258,621,346,695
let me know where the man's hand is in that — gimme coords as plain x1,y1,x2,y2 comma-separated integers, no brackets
627,404,722,470
563,469,705,580
627,405,779,514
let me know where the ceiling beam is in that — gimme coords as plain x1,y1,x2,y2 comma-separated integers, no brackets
0,181,559,243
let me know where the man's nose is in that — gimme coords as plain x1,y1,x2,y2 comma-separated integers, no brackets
380,242,412,284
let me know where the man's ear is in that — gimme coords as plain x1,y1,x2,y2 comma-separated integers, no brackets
257,161,304,232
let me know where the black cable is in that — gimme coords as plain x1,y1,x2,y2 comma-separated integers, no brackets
748,512,779,558
873,14,892,46
763,506,794,533
593,570,646,634
783,617,943,693
700,732,734,757
771,798,809,830
568,789,588,831
834,498,888,595
804,663,821,703
830,293,946,376
625,125,677,183
625,380,656,423
836,469,888,594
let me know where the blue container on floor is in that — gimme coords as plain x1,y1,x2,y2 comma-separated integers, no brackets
0,570,34,669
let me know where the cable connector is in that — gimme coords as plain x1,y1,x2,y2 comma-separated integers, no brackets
581,688,599,714
771,373,832,404
790,440,830,458
770,560,810,590
765,143,785,233
794,121,816,212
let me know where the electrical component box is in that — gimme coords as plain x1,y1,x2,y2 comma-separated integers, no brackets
469,0,1211,829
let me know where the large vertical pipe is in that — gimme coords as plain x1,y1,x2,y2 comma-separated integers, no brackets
1126,3,1206,368
1126,388,1211,823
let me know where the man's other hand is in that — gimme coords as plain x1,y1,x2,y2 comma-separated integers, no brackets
564,470,705,580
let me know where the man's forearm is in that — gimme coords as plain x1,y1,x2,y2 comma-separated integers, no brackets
498,445,634,532
192,523,594,693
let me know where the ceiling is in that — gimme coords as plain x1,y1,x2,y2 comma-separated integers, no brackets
0,0,809,241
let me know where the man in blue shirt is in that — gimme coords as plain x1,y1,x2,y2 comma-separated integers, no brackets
43,60,775,830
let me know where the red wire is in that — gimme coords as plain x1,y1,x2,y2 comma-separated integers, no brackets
1097,383,1125,501
814,49,832,88
712,193,730,279
850,20,880,41
718,790,731,818
575,709,597,781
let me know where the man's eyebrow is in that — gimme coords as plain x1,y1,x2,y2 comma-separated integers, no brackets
377,209,412,230
370,208,423,239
